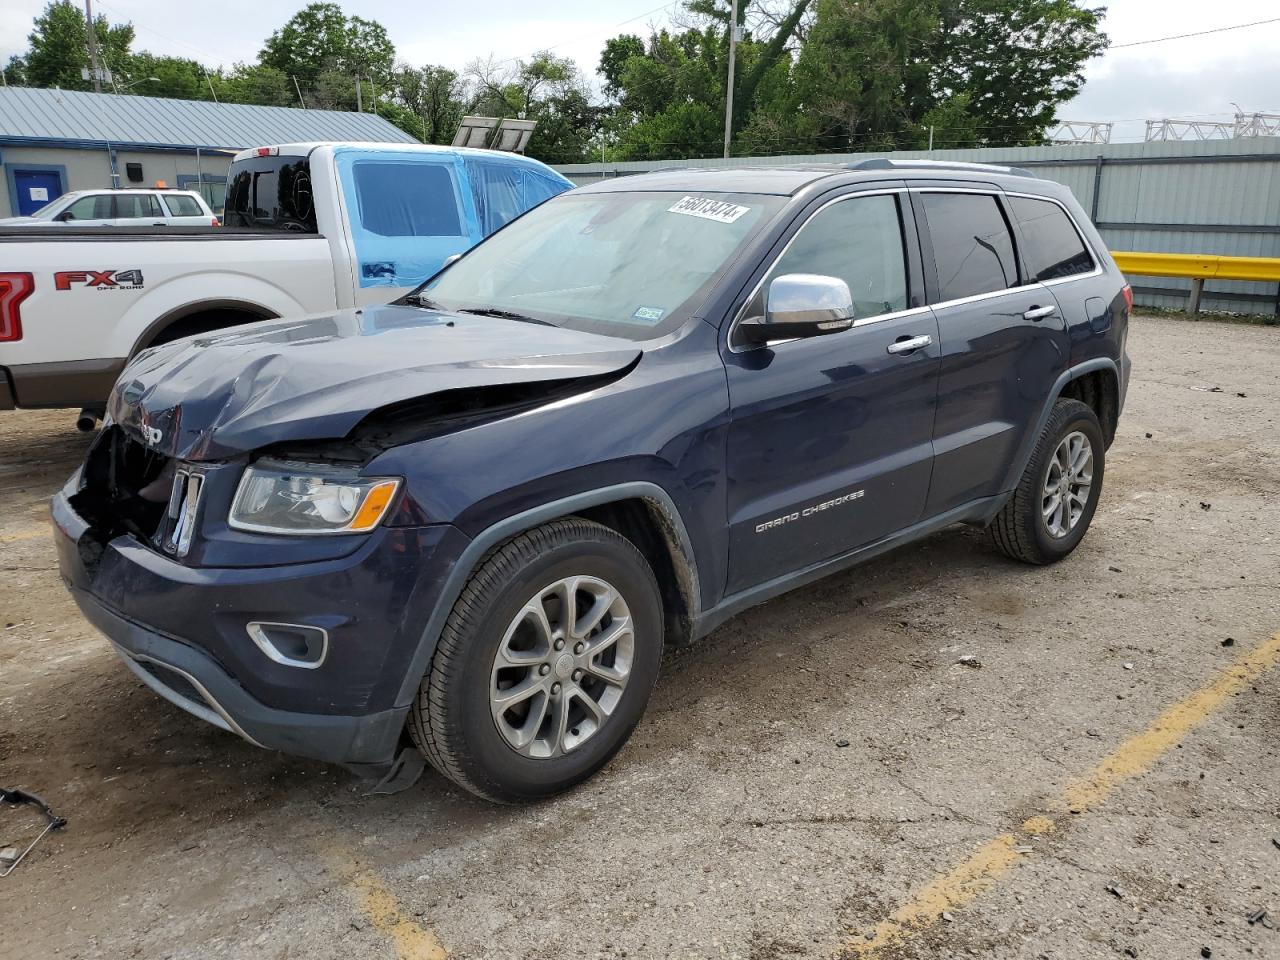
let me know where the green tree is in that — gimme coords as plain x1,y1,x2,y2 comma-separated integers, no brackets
464,52,603,163
390,65,466,143
259,2,395,87
22,0,134,91
781,0,1107,151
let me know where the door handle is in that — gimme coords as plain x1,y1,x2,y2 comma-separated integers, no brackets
886,334,933,355
1023,304,1058,321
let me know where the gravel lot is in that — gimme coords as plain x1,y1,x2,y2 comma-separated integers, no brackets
1,314,1278,960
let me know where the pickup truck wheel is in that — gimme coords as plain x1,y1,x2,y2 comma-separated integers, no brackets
408,518,663,803
989,398,1105,565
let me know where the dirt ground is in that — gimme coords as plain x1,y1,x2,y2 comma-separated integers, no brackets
1,313,1278,960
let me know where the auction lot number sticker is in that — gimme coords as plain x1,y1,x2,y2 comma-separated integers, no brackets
667,196,751,224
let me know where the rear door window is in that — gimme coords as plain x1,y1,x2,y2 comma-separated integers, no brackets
1009,196,1094,281
921,193,1019,301
114,194,163,219
163,194,204,217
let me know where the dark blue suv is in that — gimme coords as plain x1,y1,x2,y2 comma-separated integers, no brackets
54,160,1131,802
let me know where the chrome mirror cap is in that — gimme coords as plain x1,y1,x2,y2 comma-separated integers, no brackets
740,273,855,344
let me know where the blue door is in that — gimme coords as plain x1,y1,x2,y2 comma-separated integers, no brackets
14,169,65,215
721,190,940,594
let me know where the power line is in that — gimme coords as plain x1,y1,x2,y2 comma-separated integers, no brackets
1112,16,1280,49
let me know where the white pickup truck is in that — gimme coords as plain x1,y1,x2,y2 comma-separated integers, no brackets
0,142,571,420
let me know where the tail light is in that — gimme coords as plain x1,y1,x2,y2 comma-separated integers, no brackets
0,272,34,342
1122,284,1133,312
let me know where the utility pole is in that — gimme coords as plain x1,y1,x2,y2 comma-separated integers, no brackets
722,0,739,159
83,0,102,93
355,76,363,113
292,75,306,109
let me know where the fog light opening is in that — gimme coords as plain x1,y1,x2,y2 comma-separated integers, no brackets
246,622,329,669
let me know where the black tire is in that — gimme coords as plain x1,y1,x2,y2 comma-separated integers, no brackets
990,398,1105,565
407,518,663,803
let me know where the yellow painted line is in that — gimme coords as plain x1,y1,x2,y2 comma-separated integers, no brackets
0,527,48,544
323,846,447,960
844,631,1280,957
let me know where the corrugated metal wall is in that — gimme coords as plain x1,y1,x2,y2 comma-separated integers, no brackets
555,139,1280,316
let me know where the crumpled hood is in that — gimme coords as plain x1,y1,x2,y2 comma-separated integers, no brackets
109,304,642,461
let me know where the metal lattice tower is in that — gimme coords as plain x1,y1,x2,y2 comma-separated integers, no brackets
1145,114,1280,141
1048,121,1113,144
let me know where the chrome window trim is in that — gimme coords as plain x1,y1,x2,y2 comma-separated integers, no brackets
728,187,912,353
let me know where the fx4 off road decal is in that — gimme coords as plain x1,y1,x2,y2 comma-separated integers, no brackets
54,270,144,291
755,489,865,534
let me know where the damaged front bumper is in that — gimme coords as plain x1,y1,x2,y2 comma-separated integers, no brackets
52,471,467,776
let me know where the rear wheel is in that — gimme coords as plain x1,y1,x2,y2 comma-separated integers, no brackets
990,398,1105,565
408,518,663,803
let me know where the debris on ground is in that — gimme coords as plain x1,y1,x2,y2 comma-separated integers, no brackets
956,655,982,669
1200,502,1212,511
1123,947,1138,958
940,912,954,923
1144,432,1153,439
1201,948,1212,958
1123,662,1135,670
1086,728,1102,738
835,739,850,748
1246,908,1273,929
1106,884,1125,900
1109,565,1123,573
1222,637,1235,647
0,788,68,877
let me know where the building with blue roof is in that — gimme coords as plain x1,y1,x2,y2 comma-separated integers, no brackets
0,86,417,218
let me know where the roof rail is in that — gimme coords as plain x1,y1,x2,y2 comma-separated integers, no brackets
846,158,1038,179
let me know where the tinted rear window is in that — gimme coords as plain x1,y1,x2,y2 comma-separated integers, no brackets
1010,196,1094,281
223,155,316,232
351,161,463,237
922,193,1019,302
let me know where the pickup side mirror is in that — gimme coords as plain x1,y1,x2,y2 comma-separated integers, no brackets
55,211,73,222
738,273,855,344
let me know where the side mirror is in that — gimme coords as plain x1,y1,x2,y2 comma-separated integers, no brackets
442,253,462,269
739,274,855,344
55,211,73,222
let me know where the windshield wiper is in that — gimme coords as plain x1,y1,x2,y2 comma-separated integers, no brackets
456,306,554,326
408,292,442,309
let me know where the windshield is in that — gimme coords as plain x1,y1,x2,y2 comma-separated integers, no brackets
415,190,785,340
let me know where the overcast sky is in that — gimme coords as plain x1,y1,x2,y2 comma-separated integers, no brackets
2,0,1277,143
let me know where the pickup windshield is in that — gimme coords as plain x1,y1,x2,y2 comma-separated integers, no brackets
416,191,785,340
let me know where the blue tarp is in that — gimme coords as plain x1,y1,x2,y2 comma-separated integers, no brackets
335,147,572,290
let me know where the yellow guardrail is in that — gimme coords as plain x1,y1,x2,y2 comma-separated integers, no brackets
1112,251,1280,283
1110,251,1280,313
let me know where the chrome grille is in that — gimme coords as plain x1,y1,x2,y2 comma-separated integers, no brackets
163,467,204,558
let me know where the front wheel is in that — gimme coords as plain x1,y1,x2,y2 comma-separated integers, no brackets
408,518,663,803
990,398,1105,565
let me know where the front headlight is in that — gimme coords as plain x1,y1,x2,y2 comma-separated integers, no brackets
229,460,401,535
